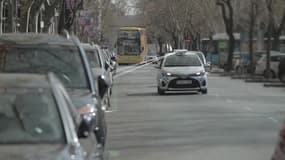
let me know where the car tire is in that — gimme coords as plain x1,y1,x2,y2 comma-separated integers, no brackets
106,97,111,110
157,87,165,95
201,89,208,94
94,110,107,147
264,70,275,79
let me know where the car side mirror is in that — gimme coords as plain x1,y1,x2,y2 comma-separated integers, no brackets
98,75,109,98
204,62,211,72
104,61,109,70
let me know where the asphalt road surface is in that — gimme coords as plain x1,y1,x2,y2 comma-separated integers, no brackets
105,65,285,160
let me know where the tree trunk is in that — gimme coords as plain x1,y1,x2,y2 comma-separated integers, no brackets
157,37,163,56
272,33,280,51
226,35,235,72
248,1,256,75
249,30,254,74
265,22,272,79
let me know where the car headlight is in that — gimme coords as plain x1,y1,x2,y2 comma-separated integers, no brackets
195,71,206,76
162,72,172,77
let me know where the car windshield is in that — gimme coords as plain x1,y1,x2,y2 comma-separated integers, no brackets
196,53,205,64
86,49,101,68
164,54,202,67
0,45,88,89
0,88,65,144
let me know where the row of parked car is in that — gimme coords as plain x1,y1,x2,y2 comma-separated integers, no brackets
233,51,285,83
0,33,118,159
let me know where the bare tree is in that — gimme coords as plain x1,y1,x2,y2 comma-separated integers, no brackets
248,0,259,74
216,0,235,72
265,0,274,78
271,0,285,50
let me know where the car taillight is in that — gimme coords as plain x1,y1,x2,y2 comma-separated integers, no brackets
78,104,95,114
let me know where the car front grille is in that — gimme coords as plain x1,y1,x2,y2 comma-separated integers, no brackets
168,78,200,88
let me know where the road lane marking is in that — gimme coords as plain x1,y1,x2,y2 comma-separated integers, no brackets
268,117,279,123
214,94,220,97
114,56,164,79
109,150,121,157
243,106,252,111
114,61,153,79
226,99,233,103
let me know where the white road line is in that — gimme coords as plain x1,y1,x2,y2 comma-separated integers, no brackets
214,94,220,97
114,61,153,79
226,99,233,103
114,56,165,79
243,106,253,111
268,117,279,123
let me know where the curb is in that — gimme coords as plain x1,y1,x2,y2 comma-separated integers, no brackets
264,83,285,87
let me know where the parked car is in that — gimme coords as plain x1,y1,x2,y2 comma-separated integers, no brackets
83,43,113,110
102,48,117,75
0,73,99,160
278,57,285,83
271,117,285,160
0,33,108,147
156,51,208,95
109,50,119,75
233,51,265,74
255,51,285,78
189,51,211,71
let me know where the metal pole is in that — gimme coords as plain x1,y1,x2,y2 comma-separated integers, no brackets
26,0,35,33
0,0,4,34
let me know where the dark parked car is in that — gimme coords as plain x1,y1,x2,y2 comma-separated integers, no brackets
0,73,99,160
278,57,285,83
102,48,118,76
0,33,108,148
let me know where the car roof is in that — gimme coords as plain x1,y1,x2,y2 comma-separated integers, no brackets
0,33,74,46
174,49,188,52
81,43,94,51
189,51,203,54
0,73,51,88
164,51,198,57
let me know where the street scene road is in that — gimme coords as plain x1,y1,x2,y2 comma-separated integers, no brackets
106,65,285,160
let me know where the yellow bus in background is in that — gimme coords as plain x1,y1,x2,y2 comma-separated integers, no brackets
117,27,147,64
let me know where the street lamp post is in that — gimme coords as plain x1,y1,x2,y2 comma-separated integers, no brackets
0,0,5,34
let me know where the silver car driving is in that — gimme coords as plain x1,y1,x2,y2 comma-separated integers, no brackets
157,52,208,95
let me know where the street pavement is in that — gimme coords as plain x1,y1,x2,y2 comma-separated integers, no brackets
105,65,285,160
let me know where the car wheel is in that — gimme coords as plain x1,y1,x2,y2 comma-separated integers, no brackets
107,97,111,110
280,73,285,83
264,70,275,79
94,111,107,147
201,89,208,94
157,87,165,95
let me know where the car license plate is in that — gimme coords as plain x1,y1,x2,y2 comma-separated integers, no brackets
176,80,192,85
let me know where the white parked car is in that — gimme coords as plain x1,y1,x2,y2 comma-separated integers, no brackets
255,51,285,78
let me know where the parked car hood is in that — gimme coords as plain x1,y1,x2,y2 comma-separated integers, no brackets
0,144,74,160
67,89,96,109
163,66,204,75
